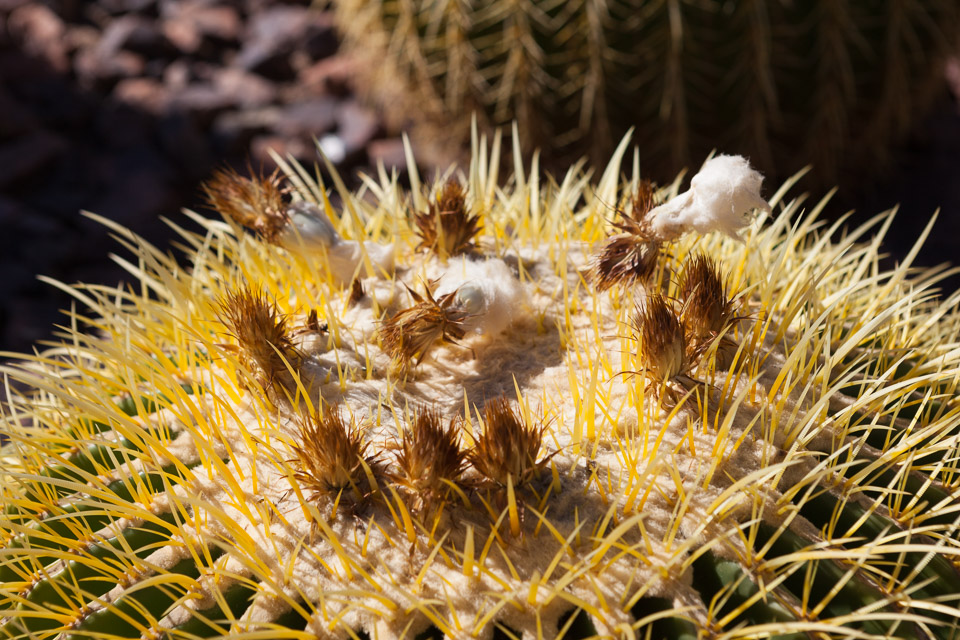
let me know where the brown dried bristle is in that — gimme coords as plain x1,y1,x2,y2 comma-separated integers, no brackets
587,233,661,291
216,286,300,400
633,294,691,387
680,254,737,341
292,405,377,503
379,283,468,368
349,278,365,306
470,398,546,488
628,179,657,222
680,254,740,367
413,179,482,258
393,407,466,513
587,181,661,291
203,167,289,244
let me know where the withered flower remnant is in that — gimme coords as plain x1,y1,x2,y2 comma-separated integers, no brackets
379,282,470,369
469,398,547,488
413,179,482,259
292,405,378,504
216,285,301,402
588,180,662,291
204,167,289,244
393,407,467,513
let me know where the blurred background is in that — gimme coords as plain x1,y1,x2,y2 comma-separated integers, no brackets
1,0,959,354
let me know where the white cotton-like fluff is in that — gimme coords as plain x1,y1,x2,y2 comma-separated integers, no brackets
648,154,771,241
279,201,394,281
435,257,523,337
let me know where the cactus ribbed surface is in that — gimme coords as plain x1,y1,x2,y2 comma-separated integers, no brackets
334,0,959,185
2,133,960,640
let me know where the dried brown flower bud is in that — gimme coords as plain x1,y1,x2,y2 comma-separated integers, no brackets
216,285,300,402
292,405,377,504
634,295,689,385
349,278,365,306
393,407,466,513
379,282,469,369
630,294,704,403
413,179,482,259
588,181,662,291
203,167,289,244
679,254,740,367
469,398,546,488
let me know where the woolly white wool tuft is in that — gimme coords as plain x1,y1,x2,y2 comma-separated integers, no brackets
283,201,396,281
432,257,523,338
649,154,770,241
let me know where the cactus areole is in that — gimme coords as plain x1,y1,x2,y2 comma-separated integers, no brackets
2,133,960,640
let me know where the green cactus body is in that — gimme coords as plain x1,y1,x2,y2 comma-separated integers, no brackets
2,136,960,639
335,0,959,184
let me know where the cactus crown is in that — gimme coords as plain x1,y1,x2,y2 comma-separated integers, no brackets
2,131,960,640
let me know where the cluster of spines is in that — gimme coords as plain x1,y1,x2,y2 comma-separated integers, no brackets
585,180,743,401
291,405,380,505
206,169,482,373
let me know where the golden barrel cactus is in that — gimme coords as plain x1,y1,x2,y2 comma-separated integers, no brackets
2,132,960,639
333,0,960,185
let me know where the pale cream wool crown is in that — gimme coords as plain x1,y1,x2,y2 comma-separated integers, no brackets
2,131,959,640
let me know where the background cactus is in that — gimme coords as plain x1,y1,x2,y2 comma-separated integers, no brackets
2,133,960,640
333,0,960,186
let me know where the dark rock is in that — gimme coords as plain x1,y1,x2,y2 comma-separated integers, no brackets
157,112,213,179
162,5,241,58
301,11,337,61
0,49,50,84
273,97,338,137
95,101,152,148
297,56,356,98
233,40,292,80
169,83,236,125
251,134,315,169
0,0,32,12
0,88,39,138
336,100,380,158
97,0,158,15
213,67,276,107
0,130,66,190
85,165,176,230
64,24,101,56
234,5,319,79
163,3,240,44
97,14,177,59
212,107,281,153
161,17,203,56
18,75,97,129
367,138,407,172
113,77,170,115
75,46,146,88
4,297,63,350
162,58,192,90
6,4,69,71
